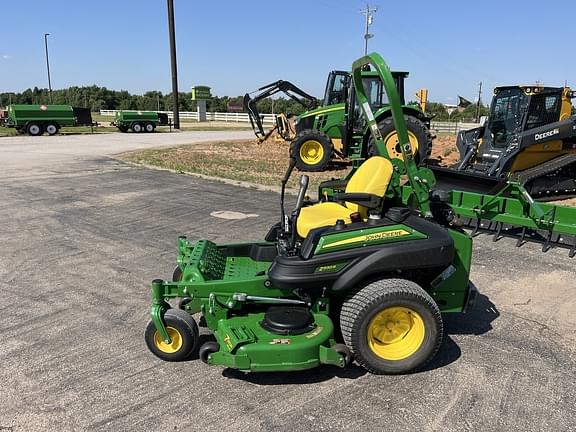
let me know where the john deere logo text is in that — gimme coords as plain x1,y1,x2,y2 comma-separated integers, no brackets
535,128,559,141
365,230,410,241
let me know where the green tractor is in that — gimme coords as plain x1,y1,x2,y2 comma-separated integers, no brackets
244,69,432,172
145,53,475,375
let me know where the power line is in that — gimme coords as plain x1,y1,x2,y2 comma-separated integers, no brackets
360,4,378,55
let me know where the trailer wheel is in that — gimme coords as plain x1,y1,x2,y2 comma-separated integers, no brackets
45,123,59,136
144,122,155,133
290,129,333,172
27,123,43,136
145,309,199,362
132,123,143,133
340,278,442,374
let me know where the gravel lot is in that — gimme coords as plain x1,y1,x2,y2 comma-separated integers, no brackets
0,131,574,431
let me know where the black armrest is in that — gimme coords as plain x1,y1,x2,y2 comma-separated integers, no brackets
333,192,382,209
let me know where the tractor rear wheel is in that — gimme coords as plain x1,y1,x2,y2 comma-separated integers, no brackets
132,123,143,133
145,309,199,361
144,122,155,133
290,130,333,172
340,278,442,374
369,115,432,165
27,122,43,136
45,123,59,136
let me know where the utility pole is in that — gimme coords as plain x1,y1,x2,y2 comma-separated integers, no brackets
360,4,378,55
475,81,482,123
167,0,180,129
44,33,53,103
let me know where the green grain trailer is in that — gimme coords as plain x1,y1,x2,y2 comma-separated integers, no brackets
3,104,94,136
111,110,169,133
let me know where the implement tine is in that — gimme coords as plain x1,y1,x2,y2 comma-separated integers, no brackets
542,230,553,253
516,227,527,248
472,217,481,237
493,222,503,242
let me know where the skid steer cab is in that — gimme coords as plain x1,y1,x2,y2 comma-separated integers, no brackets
144,53,475,375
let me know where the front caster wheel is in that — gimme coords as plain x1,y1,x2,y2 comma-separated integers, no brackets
199,341,219,364
145,309,199,361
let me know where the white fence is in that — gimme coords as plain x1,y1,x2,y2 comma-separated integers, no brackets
430,121,480,134
99,110,479,133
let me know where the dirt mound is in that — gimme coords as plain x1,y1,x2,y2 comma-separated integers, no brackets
428,135,459,167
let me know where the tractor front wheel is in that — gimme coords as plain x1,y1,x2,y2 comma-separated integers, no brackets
340,278,442,374
290,130,333,172
145,309,199,361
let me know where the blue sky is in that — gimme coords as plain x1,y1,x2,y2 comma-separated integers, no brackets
1,0,574,104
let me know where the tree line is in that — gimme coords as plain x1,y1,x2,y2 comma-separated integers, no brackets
0,85,488,120
0,86,310,115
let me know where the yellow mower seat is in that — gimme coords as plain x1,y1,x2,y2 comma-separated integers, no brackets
297,156,394,238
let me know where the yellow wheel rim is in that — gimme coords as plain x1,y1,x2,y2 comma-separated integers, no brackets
153,326,183,354
383,130,419,160
299,140,324,165
367,306,425,361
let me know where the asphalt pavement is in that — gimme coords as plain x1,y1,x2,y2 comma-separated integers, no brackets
0,131,574,431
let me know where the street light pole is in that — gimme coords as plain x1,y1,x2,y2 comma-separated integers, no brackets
44,33,53,103
361,4,378,55
166,0,180,129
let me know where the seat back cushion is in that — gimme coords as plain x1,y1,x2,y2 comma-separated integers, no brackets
345,156,393,216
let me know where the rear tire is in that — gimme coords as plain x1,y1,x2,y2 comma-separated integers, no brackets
132,123,143,133
45,123,59,136
290,129,333,172
368,115,432,165
144,122,155,133
145,309,199,362
27,123,43,136
340,278,442,374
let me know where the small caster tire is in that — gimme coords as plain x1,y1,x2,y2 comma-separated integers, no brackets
172,266,183,281
145,309,199,362
332,343,352,367
178,297,192,310
199,341,219,364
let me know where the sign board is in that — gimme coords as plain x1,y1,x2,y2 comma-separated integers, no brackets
227,102,243,113
191,86,212,100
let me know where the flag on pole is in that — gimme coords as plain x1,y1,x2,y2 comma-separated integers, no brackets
457,96,473,108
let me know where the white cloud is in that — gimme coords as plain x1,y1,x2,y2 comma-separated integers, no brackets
1,55,12,60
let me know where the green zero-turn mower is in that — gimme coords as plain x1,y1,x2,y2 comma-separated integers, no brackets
144,53,476,375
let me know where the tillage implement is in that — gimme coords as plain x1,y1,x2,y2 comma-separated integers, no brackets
144,53,476,374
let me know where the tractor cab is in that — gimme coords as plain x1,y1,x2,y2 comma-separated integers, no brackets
322,70,408,108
